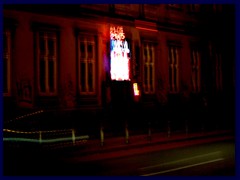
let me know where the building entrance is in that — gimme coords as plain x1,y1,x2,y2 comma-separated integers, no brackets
111,80,132,111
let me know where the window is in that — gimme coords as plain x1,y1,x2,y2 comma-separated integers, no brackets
139,4,145,18
213,4,222,13
77,35,96,95
36,31,58,95
209,43,222,91
190,48,201,92
115,4,131,16
3,29,12,96
168,4,180,8
209,43,223,90
168,45,180,93
142,42,155,94
143,5,159,21
215,51,222,91
188,4,200,13
166,4,182,10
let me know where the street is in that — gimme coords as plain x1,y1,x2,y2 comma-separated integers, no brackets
61,139,235,176
4,138,235,176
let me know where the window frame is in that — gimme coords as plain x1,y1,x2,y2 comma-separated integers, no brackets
166,4,183,11
209,43,223,91
213,4,222,13
35,30,59,96
77,33,97,95
190,47,201,93
188,4,201,13
3,29,12,96
168,43,181,93
142,41,156,94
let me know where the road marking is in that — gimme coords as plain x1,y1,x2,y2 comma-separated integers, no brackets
141,158,224,176
140,151,222,170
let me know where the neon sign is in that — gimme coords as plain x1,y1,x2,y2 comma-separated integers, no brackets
110,26,130,81
110,26,125,40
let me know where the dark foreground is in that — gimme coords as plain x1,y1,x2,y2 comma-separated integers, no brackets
4,136,235,176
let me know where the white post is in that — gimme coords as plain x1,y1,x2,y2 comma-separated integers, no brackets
185,119,188,136
100,125,104,146
39,131,42,144
125,123,129,144
167,120,171,137
72,129,76,145
148,122,151,141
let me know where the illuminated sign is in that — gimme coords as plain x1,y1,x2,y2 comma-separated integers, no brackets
110,26,130,81
133,83,140,96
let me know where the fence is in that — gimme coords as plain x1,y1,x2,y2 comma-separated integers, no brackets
3,128,89,150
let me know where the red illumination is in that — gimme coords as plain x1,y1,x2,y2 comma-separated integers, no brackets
136,26,158,32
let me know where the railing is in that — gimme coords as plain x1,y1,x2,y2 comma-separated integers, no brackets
3,128,89,149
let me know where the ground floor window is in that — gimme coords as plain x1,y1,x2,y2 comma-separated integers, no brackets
3,29,12,96
191,48,201,92
35,31,58,95
77,34,97,95
142,42,155,94
168,45,180,93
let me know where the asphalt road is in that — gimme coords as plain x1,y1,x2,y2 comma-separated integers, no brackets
62,139,235,176
4,138,235,176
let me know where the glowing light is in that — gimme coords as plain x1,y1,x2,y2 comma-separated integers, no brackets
3,128,89,144
136,26,158,32
3,135,89,143
133,83,140,96
110,26,125,40
5,110,44,124
3,128,69,134
110,26,130,81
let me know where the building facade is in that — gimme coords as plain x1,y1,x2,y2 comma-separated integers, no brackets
3,4,235,134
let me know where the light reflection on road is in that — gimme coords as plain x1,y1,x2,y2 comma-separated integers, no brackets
139,151,224,176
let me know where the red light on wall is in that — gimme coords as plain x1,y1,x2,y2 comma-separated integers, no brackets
136,26,158,32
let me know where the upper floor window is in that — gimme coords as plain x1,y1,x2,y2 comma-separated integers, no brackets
188,4,201,13
3,29,12,96
139,4,145,18
190,48,201,92
168,4,180,8
166,4,182,11
36,31,58,96
213,4,222,13
77,34,97,95
209,43,223,91
142,42,155,94
168,44,181,93
115,4,131,16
